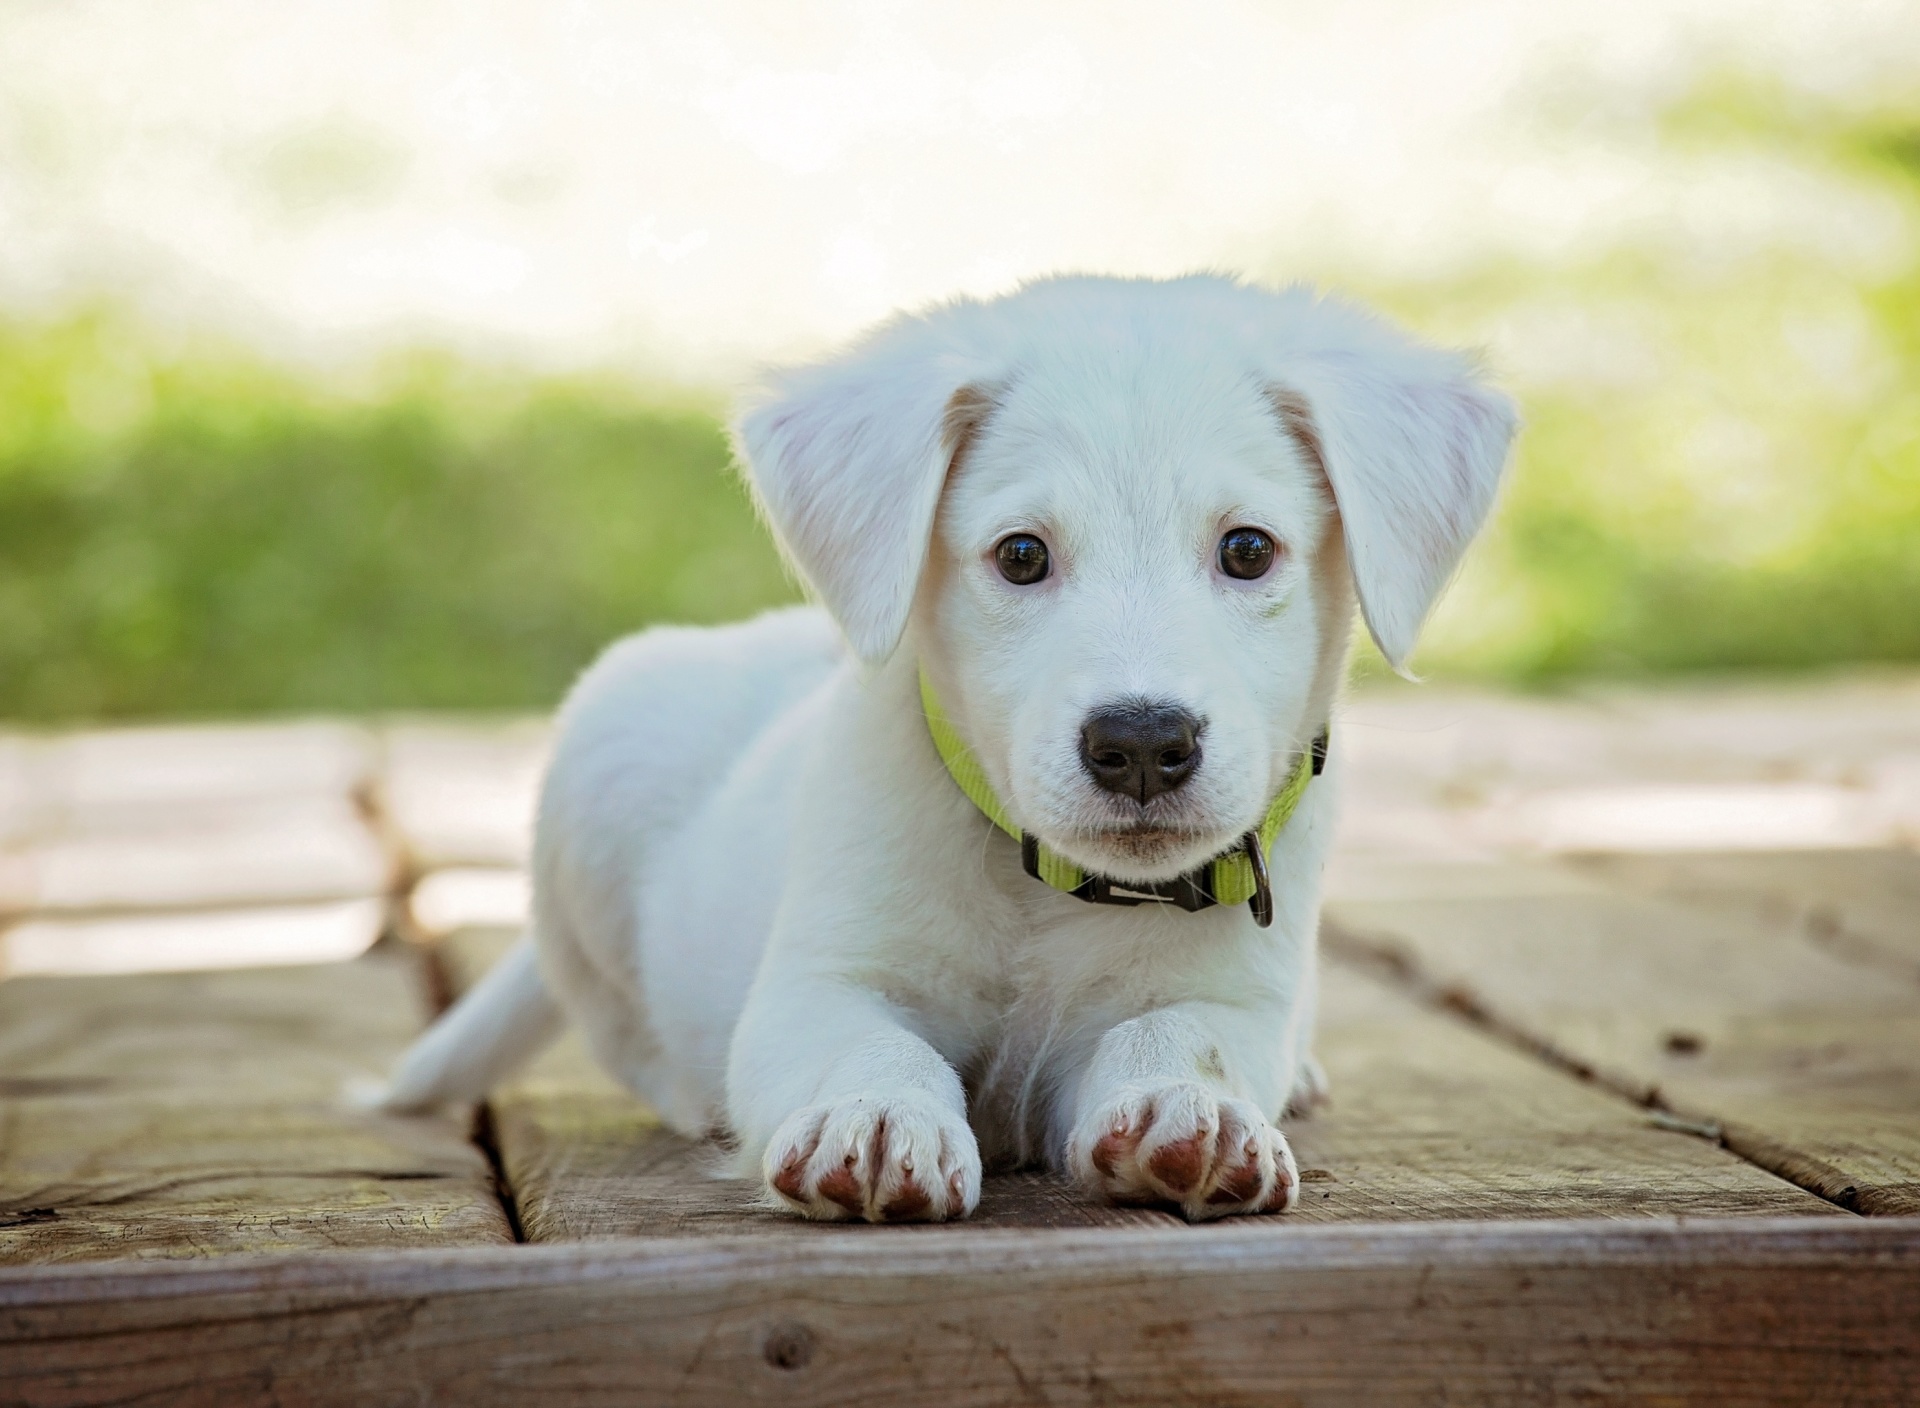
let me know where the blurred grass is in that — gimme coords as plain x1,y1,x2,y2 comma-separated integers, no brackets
1371,77,1920,682
2,77,1918,719
0,329,796,718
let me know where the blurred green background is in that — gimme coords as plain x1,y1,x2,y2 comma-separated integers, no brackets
0,341,793,717
1380,79,1920,683
3,78,1916,721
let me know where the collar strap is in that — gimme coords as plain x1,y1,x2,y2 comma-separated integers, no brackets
919,671,1326,928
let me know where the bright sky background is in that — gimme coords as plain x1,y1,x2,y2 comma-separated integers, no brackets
2,0,1914,381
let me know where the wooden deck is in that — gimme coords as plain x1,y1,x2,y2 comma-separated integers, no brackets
2,679,1918,1405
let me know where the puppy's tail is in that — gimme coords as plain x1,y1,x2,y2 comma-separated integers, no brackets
376,935,563,1112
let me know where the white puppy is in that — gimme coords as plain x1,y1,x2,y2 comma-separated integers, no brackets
383,274,1514,1222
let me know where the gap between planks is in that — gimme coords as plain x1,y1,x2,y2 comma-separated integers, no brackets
412,933,529,1244
1322,849,1920,1217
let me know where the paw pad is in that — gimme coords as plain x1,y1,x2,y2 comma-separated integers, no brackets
1072,1086,1296,1220
763,1096,981,1223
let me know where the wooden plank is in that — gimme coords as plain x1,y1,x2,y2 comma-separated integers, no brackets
407,867,531,937
441,923,1835,1236
0,950,514,1263
1566,848,1920,978
1334,678,1920,860
1325,859,1920,1215
377,722,547,871
1288,949,1838,1223
2,898,384,979
0,797,392,918
1,1218,1915,1406
1,723,389,938
0,721,375,844
1341,675,1920,794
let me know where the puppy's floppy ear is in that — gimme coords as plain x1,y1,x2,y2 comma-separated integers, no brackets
1267,314,1517,672
733,316,998,663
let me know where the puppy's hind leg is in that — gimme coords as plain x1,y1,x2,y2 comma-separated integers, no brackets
376,935,563,1112
1284,952,1330,1116
1285,1055,1331,1117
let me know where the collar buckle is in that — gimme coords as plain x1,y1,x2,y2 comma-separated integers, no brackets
1021,834,1220,913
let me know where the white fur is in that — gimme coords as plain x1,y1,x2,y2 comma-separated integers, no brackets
383,274,1514,1222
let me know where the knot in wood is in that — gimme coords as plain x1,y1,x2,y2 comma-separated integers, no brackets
762,1322,816,1371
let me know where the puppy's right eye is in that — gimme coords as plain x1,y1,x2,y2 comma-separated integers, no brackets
1218,527,1277,581
994,534,1050,585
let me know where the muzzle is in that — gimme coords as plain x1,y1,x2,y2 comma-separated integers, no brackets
920,671,1327,928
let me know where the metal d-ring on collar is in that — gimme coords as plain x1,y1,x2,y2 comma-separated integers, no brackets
1240,826,1275,928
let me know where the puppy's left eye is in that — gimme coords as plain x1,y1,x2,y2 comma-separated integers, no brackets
1218,527,1277,581
994,533,1051,585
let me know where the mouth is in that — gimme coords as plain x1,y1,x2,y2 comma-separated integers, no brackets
1021,774,1250,881
1073,819,1233,874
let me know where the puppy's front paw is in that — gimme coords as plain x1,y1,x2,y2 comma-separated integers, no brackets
1069,1083,1297,1220
763,1094,982,1223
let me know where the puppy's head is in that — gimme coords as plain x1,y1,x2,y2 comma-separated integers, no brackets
736,276,1514,884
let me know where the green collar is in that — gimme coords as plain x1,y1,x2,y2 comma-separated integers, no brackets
919,671,1325,927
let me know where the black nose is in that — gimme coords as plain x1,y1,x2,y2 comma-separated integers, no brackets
1079,703,1203,803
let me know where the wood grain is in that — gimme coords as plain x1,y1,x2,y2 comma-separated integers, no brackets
1,722,382,918
441,922,1835,1238
377,721,547,870
0,797,391,918
1326,856,1920,1215
0,951,514,1262
1,1217,1914,1406
1566,848,1920,979
1288,948,1838,1223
